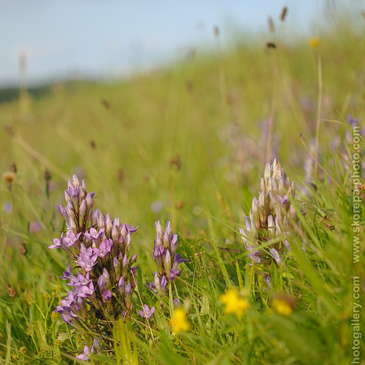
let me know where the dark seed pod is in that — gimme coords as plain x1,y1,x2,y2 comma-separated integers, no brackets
7,285,17,298
19,243,28,256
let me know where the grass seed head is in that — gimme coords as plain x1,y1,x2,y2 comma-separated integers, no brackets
2,171,16,186
280,7,288,22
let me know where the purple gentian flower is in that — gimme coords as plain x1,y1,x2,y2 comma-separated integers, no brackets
62,266,73,280
69,273,91,288
169,270,181,281
61,310,78,324
77,245,98,272
265,275,271,287
159,274,167,289
49,233,64,249
84,227,105,242
77,282,95,298
118,276,125,294
63,231,82,247
138,304,155,319
101,289,112,302
130,266,138,277
97,239,113,258
97,269,110,291
277,194,289,205
269,248,281,264
77,346,91,361
125,283,132,296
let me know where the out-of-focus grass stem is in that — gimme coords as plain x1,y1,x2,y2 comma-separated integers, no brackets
314,0,322,177
214,26,228,123
314,53,323,177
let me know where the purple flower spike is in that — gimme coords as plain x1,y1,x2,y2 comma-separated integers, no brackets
150,221,187,292
138,304,155,319
51,175,139,327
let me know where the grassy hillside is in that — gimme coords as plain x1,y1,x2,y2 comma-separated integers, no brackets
0,21,363,364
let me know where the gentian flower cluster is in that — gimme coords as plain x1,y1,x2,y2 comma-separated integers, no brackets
150,221,188,294
240,159,304,268
50,175,139,356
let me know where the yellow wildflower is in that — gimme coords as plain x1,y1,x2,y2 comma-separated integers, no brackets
308,37,320,48
220,289,249,318
170,308,189,334
272,298,293,316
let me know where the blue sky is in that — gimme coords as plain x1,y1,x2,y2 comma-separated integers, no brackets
0,0,354,86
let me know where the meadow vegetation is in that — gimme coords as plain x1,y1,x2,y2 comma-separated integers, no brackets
0,15,364,364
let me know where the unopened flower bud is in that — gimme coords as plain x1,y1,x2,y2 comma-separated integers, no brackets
85,194,94,210
105,214,112,237
163,221,172,248
120,223,127,239
122,255,129,274
154,272,160,292
125,282,132,296
131,253,138,264
125,233,131,248
268,215,275,237
79,200,87,228
112,221,120,242
164,250,172,273
170,235,178,256
264,163,271,179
